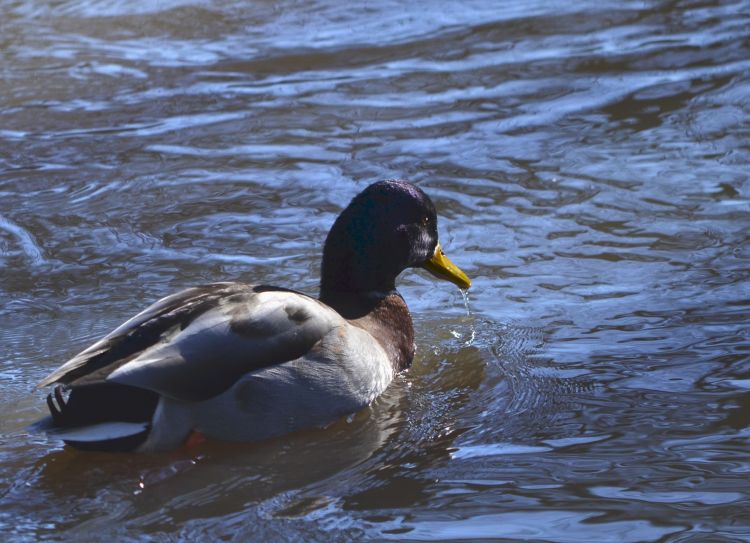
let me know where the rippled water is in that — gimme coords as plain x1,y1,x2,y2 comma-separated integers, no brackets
2,0,750,541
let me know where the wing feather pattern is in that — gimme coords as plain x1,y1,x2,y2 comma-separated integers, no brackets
38,283,341,402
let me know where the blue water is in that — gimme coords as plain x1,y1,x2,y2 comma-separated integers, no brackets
1,0,750,541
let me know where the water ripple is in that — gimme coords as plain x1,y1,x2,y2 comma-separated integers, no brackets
1,0,750,541
0,214,46,265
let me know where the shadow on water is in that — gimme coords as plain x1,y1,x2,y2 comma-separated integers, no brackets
4,392,403,539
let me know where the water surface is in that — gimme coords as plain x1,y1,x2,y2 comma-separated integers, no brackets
2,0,750,541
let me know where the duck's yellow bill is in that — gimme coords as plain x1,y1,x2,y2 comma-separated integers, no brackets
422,243,471,289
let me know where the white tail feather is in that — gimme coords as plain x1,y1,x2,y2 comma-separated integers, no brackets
49,422,148,442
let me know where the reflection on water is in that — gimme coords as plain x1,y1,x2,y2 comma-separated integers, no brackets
2,0,750,541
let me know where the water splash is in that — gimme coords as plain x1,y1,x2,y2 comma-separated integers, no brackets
448,288,476,347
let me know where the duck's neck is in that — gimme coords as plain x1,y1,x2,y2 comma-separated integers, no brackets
320,289,415,371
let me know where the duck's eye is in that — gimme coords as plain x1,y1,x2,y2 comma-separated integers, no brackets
420,216,430,227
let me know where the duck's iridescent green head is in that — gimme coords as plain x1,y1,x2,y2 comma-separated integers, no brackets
320,180,470,296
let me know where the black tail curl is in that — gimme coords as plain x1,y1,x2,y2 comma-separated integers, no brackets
45,383,159,452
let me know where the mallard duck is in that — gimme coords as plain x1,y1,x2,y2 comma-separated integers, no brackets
34,180,471,452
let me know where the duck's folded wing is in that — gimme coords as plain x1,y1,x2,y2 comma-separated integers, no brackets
38,282,241,389
38,283,341,402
